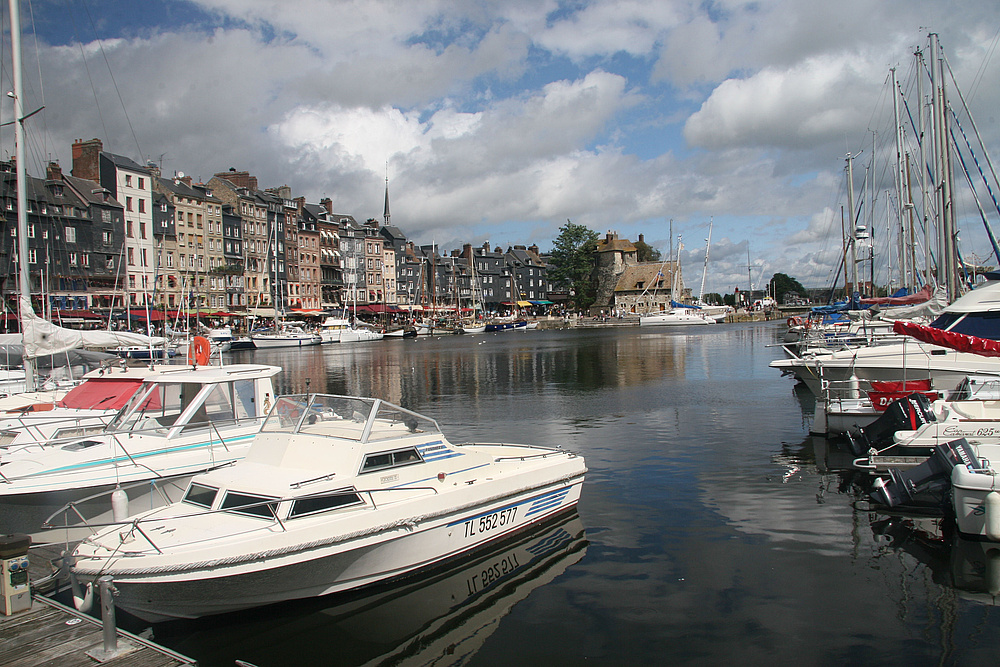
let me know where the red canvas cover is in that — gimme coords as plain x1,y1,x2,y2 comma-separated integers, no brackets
867,390,940,412
869,379,932,392
56,378,144,410
892,320,1000,357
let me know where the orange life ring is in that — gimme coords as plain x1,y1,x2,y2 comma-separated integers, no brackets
787,316,802,327
188,335,211,366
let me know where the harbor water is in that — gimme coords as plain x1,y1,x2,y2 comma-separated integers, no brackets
109,322,1000,665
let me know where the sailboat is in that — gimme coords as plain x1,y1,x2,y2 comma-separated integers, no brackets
638,239,712,326
251,217,320,348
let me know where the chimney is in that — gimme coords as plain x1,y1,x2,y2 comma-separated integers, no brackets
71,138,102,181
293,196,305,212
638,234,644,244
529,244,539,256
214,169,257,191
175,174,192,187
46,161,63,181
320,197,333,214
482,241,490,253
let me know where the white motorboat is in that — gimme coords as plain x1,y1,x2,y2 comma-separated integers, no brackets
460,324,487,334
0,364,158,448
68,393,586,621
639,308,713,326
251,324,322,348
318,316,383,343
771,275,1000,396
0,363,280,534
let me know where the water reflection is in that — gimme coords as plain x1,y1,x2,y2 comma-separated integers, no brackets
142,511,587,667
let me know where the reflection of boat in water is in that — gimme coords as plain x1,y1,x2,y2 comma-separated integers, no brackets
871,513,1000,605
144,511,587,667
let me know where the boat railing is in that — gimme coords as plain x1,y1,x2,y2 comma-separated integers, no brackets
459,442,571,461
51,483,441,553
0,414,267,482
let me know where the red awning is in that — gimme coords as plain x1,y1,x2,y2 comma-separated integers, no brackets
127,309,167,321
57,309,103,320
893,319,1000,357
56,377,145,410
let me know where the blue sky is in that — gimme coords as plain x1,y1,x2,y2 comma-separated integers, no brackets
5,0,1000,295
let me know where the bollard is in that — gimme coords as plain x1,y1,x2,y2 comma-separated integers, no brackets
86,574,137,662
99,576,117,655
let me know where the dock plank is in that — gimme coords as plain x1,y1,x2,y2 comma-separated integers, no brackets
0,597,195,667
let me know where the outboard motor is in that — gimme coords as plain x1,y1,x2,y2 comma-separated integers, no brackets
869,438,981,509
846,392,936,456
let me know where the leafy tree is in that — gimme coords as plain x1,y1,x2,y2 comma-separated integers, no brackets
770,273,806,304
548,220,599,311
702,292,723,306
634,239,662,263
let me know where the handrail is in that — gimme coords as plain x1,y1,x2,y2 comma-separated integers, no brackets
51,484,442,542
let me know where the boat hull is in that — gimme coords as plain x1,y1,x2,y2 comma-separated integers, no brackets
250,334,322,348
79,477,584,622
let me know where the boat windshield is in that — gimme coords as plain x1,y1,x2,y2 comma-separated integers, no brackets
929,311,1000,340
261,394,440,442
105,382,190,434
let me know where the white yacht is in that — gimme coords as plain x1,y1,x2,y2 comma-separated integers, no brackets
0,363,280,534
318,316,383,343
0,364,158,448
771,275,1000,396
251,324,321,349
639,308,713,326
68,393,586,621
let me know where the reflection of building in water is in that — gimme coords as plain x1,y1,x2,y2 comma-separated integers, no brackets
151,512,586,667
253,332,694,409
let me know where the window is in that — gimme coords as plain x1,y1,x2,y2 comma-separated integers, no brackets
82,254,89,268
141,248,148,267
140,222,147,239
167,252,173,267
183,483,217,509
220,491,278,519
138,177,145,190
127,247,134,266
103,231,112,245
361,447,422,473
138,199,145,214
127,220,134,238
28,248,36,264
126,196,133,212
69,252,78,266
125,175,132,187
65,226,76,243
289,489,363,518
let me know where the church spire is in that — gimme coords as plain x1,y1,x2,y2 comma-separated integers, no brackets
383,170,391,226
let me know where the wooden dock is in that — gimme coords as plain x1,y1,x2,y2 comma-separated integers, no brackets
0,595,195,667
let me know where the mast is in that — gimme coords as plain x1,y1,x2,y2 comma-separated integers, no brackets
698,218,713,302
915,47,932,287
892,67,908,289
846,153,858,299
10,0,34,390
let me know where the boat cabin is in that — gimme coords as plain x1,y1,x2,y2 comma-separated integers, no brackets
103,364,280,437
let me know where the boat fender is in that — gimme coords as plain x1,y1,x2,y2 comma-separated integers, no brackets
437,472,447,481
787,316,802,327
987,548,1000,596
70,573,94,613
986,491,1000,542
111,487,129,523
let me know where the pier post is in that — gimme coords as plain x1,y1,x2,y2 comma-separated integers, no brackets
86,575,137,662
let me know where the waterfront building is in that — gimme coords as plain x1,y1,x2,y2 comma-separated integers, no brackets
70,138,155,306
0,161,126,314
151,191,179,309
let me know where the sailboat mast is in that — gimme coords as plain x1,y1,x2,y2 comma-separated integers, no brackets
10,0,34,391
846,153,858,298
699,218,713,302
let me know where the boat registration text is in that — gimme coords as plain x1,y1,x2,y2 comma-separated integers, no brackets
462,506,518,538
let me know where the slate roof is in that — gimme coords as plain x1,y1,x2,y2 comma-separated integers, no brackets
613,262,677,292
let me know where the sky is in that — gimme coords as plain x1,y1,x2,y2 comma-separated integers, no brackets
2,0,1000,296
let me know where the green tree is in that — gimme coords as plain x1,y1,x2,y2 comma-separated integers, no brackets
548,220,599,311
634,239,661,263
770,273,806,304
